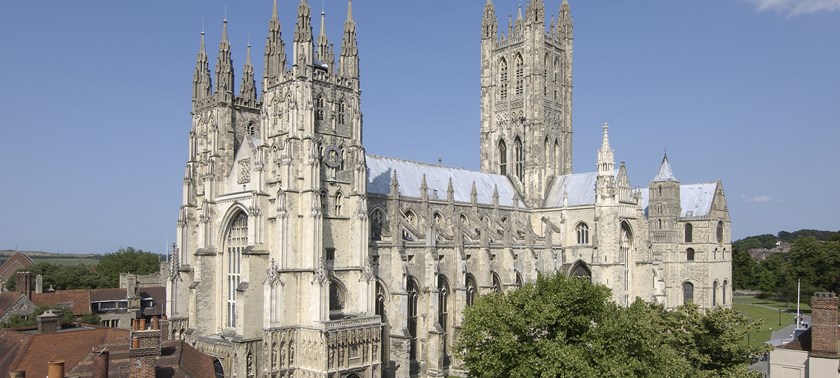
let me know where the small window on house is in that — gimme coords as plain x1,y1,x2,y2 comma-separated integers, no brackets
686,248,695,261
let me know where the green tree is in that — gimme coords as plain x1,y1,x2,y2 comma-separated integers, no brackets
95,247,161,287
456,274,763,378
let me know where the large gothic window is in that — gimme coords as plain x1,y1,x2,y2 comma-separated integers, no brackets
576,222,589,244
407,278,419,364
554,57,561,100
491,271,502,293
514,137,524,181
570,261,592,282
685,223,693,243
499,140,507,175
514,54,524,96
620,222,633,264
438,275,450,366
370,209,385,241
683,282,694,304
225,212,247,328
466,273,478,307
499,58,509,100
375,282,388,372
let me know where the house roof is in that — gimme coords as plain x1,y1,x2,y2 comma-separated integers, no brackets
0,292,28,319
68,339,216,378
366,154,519,207
0,327,129,378
0,252,35,282
139,287,166,316
31,290,91,316
89,287,127,302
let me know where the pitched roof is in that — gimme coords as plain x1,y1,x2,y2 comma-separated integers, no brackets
89,287,127,302
544,171,599,207
0,292,27,319
0,327,129,378
31,290,91,315
139,287,166,316
0,252,35,282
638,182,719,218
651,154,678,183
366,154,519,207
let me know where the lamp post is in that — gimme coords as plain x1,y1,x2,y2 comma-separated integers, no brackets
778,308,782,326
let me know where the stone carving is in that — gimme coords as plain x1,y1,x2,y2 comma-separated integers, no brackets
238,158,251,184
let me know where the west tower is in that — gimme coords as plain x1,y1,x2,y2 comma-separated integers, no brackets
479,0,574,207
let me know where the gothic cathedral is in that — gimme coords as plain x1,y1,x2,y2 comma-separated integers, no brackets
168,1,732,377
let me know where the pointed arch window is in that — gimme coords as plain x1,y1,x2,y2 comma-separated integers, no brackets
498,140,507,175
570,261,592,282
514,54,524,96
329,278,346,319
620,222,633,264
438,274,450,366
466,274,478,307
716,221,724,243
370,209,385,241
686,248,695,261
499,58,509,100
554,139,560,174
334,192,342,216
375,282,388,370
225,212,247,328
576,223,589,244
514,137,524,181
554,57,561,100
407,278,419,363
320,190,328,215
337,101,346,125
685,223,693,243
315,95,325,121
491,271,502,293
544,137,551,173
515,271,523,288
543,54,549,97
683,282,694,304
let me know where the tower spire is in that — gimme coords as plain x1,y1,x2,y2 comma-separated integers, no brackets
597,123,614,176
481,0,497,40
652,153,678,183
264,0,287,86
339,0,359,81
317,7,332,68
240,43,257,102
192,30,212,106
214,19,235,103
293,0,314,73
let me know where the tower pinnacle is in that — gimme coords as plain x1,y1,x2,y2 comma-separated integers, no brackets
264,0,287,86
339,0,359,80
192,30,212,105
214,19,235,103
597,123,614,176
240,43,257,102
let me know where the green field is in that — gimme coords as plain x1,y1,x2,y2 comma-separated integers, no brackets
734,295,809,347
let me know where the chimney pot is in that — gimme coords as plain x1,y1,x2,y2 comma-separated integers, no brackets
47,360,64,378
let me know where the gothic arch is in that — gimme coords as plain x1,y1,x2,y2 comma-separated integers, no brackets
491,271,502,292
514,53,524,96
569,260,592,282
498,139,507,175
406,276,420,369
712,280,719,307
370,207,387,241
575,222,589,244
217,203,250,247
499,57,509,100
514,137,524,181
465,273,478,307
329,277,347,319
438,274,451,366
221,208,248,329
683,281,694,304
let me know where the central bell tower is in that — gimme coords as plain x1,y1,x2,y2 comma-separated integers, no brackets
479,0,574,207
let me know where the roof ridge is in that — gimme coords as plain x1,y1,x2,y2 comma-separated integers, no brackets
365,153,488,175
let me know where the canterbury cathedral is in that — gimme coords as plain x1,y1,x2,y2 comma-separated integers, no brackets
167,1,732,377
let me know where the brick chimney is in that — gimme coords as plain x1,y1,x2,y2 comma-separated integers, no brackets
129,326,161,378
37,310,61,334
810,292,839,358
93,349,109,378
15,271,32,299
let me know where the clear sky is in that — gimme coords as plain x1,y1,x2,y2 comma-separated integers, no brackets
1,0,838,254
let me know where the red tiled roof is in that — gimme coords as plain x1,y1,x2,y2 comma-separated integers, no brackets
0,292,27,319
0,326,129,378
0,252,35,282
31,290,91,316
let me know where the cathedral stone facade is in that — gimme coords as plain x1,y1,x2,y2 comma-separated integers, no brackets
167,1,732,377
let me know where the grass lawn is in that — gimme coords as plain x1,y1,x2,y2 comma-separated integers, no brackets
734,295,809,347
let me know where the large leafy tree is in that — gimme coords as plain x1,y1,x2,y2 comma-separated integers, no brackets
455,274,763,378
95,247,161,287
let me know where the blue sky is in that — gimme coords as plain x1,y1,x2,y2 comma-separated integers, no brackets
0,0,838,254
